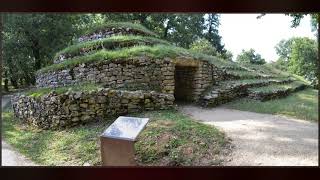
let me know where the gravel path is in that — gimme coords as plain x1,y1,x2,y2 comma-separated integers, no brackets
2,95,38,166
179,105,318,166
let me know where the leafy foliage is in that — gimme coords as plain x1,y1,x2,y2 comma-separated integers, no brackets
220,50,233,61
288,13,319,32
189,38,218,56
236,49,266,65
274,37,318,87
2,13,94,88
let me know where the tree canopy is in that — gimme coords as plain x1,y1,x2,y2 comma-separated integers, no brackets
189,38,218,56
2,13,93,88
236,49,266,65
274,37,318,86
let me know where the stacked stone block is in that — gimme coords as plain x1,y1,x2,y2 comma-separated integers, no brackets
12,88,174,129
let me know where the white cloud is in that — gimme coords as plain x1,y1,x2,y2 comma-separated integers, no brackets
218,13,315,62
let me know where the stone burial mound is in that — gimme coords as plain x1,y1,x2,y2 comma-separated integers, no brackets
12,22,308,129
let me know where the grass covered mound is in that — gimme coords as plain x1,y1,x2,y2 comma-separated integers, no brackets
135,110,231,166
224,88,318,121
54,35,171,61
2,109,231,166
82,22,158,38
39,45,222,74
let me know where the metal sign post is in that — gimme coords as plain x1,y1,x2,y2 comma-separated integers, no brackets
100,116,149,166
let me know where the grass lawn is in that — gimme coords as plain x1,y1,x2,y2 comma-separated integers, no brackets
224,88,318,122
2,109,231,166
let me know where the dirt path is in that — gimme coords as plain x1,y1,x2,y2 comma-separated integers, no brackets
2,141,38,166
2,95,38,166
179,105,318,166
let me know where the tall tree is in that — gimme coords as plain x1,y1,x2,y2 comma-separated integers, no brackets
2,13,92,87
204,14,225,53
275,39,294,62
275,37,318,86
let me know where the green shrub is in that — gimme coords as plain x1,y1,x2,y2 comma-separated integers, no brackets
189,38,218,56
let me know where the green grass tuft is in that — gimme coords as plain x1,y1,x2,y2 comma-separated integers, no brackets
54,35,171,61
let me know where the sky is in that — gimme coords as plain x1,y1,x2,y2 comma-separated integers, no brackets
218,14,315,62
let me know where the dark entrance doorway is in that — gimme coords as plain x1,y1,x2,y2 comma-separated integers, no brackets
174,66,197,102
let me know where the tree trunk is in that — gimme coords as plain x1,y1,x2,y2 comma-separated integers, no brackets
10,78,18,89
24,74,35,86
33,47,41,70
4,70,9,92
163,19,171,39
138,13,148,25
19,78,24,87
31,38,42,70
4,78,9,92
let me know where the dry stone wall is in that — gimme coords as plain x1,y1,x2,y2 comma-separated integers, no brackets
193,61,215,101
36,58,175,95
248,83,306,101
12,88,174,129
200,79,295,107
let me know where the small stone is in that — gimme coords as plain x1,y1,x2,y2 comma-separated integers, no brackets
71,117,80,122
81,115,91,122
97,96,107,103
80,103,88,108
69,104,79,111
